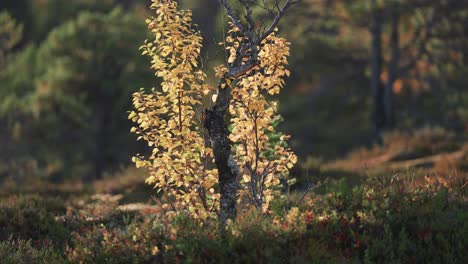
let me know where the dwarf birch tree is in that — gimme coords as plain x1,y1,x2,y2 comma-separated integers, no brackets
130,0,298,226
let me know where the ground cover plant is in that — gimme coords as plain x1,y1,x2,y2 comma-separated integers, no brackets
0,157,466,263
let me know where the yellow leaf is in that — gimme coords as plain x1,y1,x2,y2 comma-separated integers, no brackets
242,174,250,183
151,246,160,255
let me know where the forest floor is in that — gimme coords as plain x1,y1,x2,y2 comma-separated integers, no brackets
1,128,467,263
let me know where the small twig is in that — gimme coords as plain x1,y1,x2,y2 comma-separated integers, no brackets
239,0,255,31
257,0,299,44
209,199,219,215
218,0,245,32
296,182,315,206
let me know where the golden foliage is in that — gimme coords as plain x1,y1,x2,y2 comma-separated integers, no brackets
224,26,297,212
130,0,296,219
130,0,218,220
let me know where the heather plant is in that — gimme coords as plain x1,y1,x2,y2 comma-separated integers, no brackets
299,174,468,262
0,239,65,264
66,173,467,263
0,195,69,249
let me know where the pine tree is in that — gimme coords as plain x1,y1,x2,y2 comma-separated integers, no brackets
35,8,154,180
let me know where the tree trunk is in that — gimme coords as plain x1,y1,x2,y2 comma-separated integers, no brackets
117,0,133,10
204,80,239,227
193,0,220,52
370,0,385,143
384,9,399,130
90,101,110,181
208,0,295,227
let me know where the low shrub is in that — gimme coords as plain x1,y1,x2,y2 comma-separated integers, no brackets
0,195,70,249
0,172,466,263
0,239,65,264
301,175,468,263
67,213,333,263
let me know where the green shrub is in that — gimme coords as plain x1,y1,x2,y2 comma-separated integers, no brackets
67,211,333,263
66,172,467,263
0,195,70,248
304,175,468,263
0,239,65,264
2,174,465,263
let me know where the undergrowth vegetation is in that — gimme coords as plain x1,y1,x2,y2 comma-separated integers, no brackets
1,160,466,263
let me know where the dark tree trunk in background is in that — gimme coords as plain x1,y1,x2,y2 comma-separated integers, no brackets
385,9,399,130
117,0,133,10
91,106,106,180
90,93,112,181
370,0,385,143
193,0,220,52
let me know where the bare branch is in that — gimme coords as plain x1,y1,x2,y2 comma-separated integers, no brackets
257,0,299,44
296,182,315,206
239,0,255,31
218,0,245,32
226,61,257,79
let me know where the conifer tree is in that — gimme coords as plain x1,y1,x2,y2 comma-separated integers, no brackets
0,11,22,70
36,8,153,179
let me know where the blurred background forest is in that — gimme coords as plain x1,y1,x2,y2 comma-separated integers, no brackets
1,0,467,184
